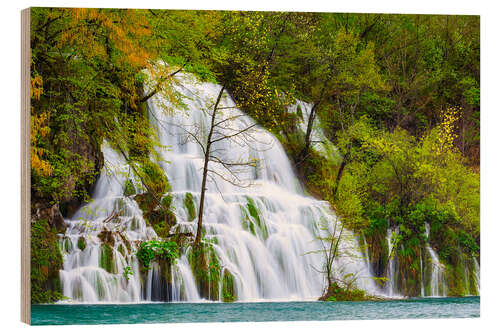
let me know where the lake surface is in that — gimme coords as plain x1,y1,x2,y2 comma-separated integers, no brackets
31,296,479,325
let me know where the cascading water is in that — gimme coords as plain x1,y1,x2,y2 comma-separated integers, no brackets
385,227,400,297
383,223,479,297
424,223,447,296
289,100,338,160
473,258,480,293
58,145,201,303
290,98,480,298
58,72,383,303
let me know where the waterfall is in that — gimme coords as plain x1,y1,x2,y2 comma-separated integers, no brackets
385,227,400,297
289,100,339,160
424,223,446,297
473,257,480,293
57,72,383,303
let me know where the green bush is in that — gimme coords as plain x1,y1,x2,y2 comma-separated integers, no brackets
136,240,179,270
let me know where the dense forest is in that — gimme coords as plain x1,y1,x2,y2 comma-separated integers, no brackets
30,8,479,303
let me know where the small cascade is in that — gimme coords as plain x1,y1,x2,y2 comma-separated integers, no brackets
473,258,480,293
288,100,338,160
385,227,400,297
171,255,201,301
424,223,446,296
58,145,199,303
419,253,425,297
58,72,385,303
59,146,151,302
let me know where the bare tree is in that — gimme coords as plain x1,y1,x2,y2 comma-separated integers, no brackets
308,215,366,298
149,84,271,246
312,215,345,289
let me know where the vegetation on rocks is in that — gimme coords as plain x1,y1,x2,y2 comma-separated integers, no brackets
31,219,64,303
319,282,374,302
134,192,177,238
187,239,234,301
184,192,196,222
136,240,179,270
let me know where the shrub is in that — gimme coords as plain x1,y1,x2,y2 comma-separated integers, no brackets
136,240,179,270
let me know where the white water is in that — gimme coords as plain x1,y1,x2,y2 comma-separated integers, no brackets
58,72,383,303
385,227,401,297
473,257,480,293
424,223,447,296
384,224,447,297
289,100,339,160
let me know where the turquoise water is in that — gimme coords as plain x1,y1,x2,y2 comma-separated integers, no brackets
31,297,479,325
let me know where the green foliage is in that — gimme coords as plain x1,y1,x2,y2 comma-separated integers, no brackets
136,159,170,196
336,118,478,269
188,240,224,300
134,192,177,238
320,282,369,302
31,219,64,303
30,8,159,206
136,240,179,270
365,204,389,238
222,270,236,302
123,179,136,197
123,266,133,280
161,194,173,208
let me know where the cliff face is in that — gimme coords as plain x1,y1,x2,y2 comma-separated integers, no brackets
31,130,104,219
30,130,104,303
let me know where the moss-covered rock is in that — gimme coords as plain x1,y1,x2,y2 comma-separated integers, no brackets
61,236,73,253
31,218,64,303
443,255,479,296
117,243,127,257
135,239,179,301
241,197,268,239
184,192,196,221
134,193,177,238
188,242,222,301
77,236,86,251
99,243,116,274
141,159,170,196
117,231,132,253
296,104,303,119
222,270,236,302
363,212,389,279
162,194,173,209
98,229,115,247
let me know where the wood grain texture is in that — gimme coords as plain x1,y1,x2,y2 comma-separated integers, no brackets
21,7,31,325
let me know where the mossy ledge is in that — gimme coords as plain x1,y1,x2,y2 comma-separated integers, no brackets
184,192,196,222
134,192,177,238
31,218,64,303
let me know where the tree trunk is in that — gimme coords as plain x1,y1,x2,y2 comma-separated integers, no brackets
297,84,327,164
299,101,319,161
332,154,348,199
194,86,225,245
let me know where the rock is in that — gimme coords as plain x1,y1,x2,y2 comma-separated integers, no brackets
98,229,115,247
32,203,66,233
